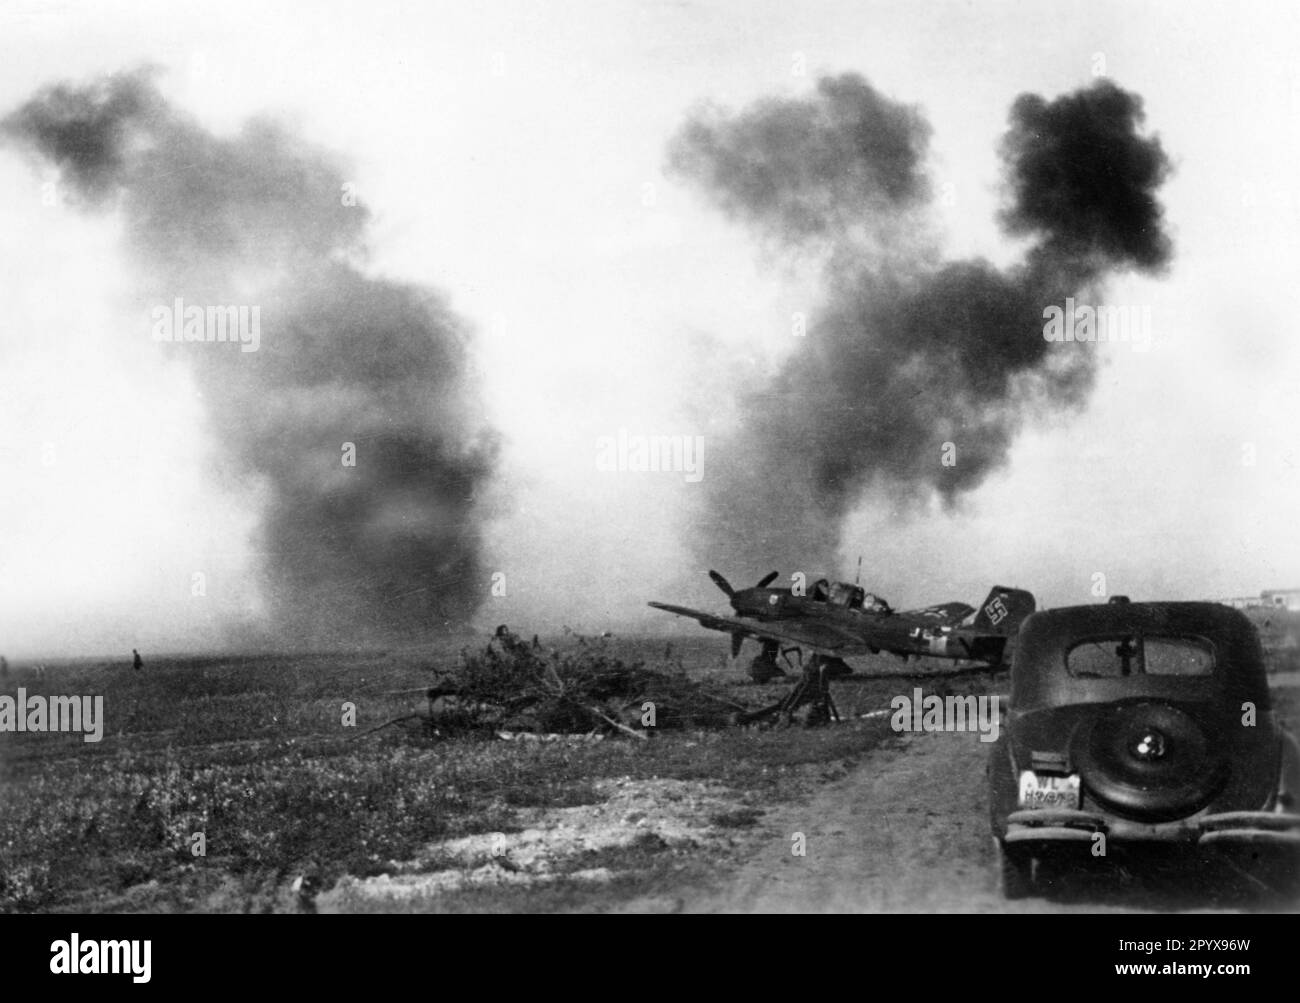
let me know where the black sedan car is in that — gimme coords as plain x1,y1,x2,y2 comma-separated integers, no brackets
988,598,1300,899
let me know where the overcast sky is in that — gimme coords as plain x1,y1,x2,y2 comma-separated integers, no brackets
1,0,1298,656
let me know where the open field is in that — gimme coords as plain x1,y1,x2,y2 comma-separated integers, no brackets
1,639,1295,913
0,636,911,912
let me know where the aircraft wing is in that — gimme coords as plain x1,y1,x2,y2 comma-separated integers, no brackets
646,602,753,636
897,601,975,624
647,602,869,656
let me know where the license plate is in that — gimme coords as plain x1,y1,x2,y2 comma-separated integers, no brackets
1017,770,1080,810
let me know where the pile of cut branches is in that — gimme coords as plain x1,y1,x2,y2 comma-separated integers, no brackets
422,627,744,736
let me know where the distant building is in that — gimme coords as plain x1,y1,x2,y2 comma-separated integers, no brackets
1261,588,1300,612
1220,589,1300,612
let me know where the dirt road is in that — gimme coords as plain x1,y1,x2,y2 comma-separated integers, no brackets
684,726,1288,913
685,729,1022,912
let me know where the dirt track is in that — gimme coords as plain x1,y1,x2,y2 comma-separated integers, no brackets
684,729,1025,913
682,723,1296,914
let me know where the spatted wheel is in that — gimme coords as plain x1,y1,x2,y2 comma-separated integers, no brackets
749,656,781,683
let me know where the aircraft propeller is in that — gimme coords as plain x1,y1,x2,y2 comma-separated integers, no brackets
708,570,735,597
709,569,780,596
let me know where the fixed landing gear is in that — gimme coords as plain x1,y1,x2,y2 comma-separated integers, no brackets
748,640,787,683
739,649,840,726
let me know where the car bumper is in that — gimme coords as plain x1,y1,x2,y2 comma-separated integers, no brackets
1004,809,1300,847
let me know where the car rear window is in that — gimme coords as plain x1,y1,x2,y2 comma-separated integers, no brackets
1065,636,1215,677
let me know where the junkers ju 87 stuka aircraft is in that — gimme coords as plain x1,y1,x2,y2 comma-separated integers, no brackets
650,569,1035,722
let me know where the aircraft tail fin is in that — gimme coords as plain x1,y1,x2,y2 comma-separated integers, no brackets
970,586,1036,635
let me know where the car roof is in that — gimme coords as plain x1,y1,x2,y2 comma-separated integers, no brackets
1010,601,1266,710
1020,600,1254,638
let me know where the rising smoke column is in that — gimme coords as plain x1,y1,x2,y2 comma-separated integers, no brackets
668,74,1172,573
3,70,498,646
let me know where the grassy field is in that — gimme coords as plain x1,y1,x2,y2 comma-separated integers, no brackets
0,636,926,912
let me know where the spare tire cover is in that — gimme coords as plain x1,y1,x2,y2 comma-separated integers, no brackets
1072,700,1227,821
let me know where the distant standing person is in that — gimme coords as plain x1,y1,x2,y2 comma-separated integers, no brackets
132,648,143,671
0,655,8,679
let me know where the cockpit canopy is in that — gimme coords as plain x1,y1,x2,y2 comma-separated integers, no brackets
826,581,864,608
809,580,890,612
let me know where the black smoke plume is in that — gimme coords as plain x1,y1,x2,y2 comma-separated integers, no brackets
3,70,498,646
668,74,1172,573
